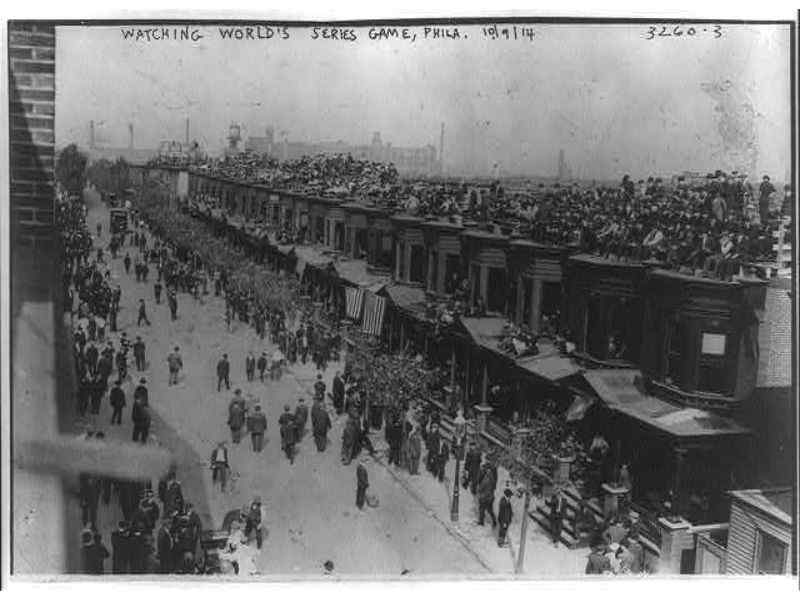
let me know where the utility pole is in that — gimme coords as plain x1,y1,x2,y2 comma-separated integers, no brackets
515,480,533,574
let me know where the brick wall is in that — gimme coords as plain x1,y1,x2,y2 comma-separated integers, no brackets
9,22,57,308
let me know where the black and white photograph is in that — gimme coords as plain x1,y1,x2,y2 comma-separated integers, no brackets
5,10,798,584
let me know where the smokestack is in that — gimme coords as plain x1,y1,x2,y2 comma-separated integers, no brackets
128,123,134,149
439,122,445,174
89,120,95,149
185,117,190,147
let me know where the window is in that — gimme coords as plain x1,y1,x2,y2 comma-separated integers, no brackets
697,331,730,395
487,268,506,313
444,254,461,294
756,530,787,574
701,333,726,356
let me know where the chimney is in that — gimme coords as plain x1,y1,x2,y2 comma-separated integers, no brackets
128,122,134,149
185,117,190,147
89,120,95,149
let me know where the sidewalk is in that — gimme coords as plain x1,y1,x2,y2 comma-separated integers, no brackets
367,434,588,577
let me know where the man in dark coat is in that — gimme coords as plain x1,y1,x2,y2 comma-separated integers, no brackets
124,252,132,274
547,490,566,546
131,397,151,443
154,281,163,304
332,371,345,414
110,380,126,425
137,299,151,326
111,521,131,574
497,487,514,547
89,377,105,415
311,399,331,452
257,352,268,382
164,475,184,516
133,336,146,371
426,423,442,475
385,416,402,466
210,442,229,492
294,398,309,441
245,352,256,382
356,461,369,510
247,405,267,452
156,519,175,574
86,532,110,575
134,378,149,406
314,373,326,403
85,342,99,377
244,497,264,549
228,390,246,444
477,464,497,527
341,413,359,465
464,442,482,495
279,406,297,464
217,354,231,391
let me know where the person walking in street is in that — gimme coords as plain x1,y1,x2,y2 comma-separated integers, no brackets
245,351,256,382
168,289,178,321
257,352,268,382
124,252,131,275
167,346,182,386
477,464,497,527
154,281,163,305
355,461,369,510
314,373,326,403
332,371,345,414
547,490,566,547
497,487,514,547
279,406,297,464
436,441,450,482
341,412,359,465
133,336,146,371
425,422,442,475
294,398,309,442
210,441,230,493
247,405,267,452
464,442,482,496
116,347,128,382
110,380,126,425
137,299,151,326
244,497,264,549
385,415,402,467
311,399,331,452
133,377,148,407
217,354,231,392
131,396,151,444
228,390,246,445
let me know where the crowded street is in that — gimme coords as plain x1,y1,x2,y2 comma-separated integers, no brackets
76,185,554,576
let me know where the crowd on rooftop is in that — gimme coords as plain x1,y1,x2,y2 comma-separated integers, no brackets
149,150,793,281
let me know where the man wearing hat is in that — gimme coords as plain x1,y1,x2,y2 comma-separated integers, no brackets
228,390,246,444
355,461,369,510
133,335,146,371
279,405,297,464
167,346,182,386
111,520,132,574
245,351,256,382
134,377,149,406
244,496,264,549
110,380,126,425
294,398,309,442
156,518,175,574
210,442,230,492
497,486,514,547
257,351,268,382
217,353,231,392
332,371,345,414
314,373,326,403
247,404,267,452
311,398,332,452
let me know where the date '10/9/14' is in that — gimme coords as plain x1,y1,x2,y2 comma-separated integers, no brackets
645,24,723,40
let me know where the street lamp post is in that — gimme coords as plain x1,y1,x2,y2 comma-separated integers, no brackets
450,409,467,522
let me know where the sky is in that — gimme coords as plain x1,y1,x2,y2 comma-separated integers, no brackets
55,22,792,180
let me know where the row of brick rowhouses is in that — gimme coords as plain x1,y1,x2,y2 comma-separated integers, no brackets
129,163,792,570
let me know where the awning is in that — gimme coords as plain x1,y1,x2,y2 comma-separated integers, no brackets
382,284,427,315
582,369,750,438
459,316,507,353
516,352,581,382
334,259,390,291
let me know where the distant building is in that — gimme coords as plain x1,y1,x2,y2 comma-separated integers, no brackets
244,126,441,175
